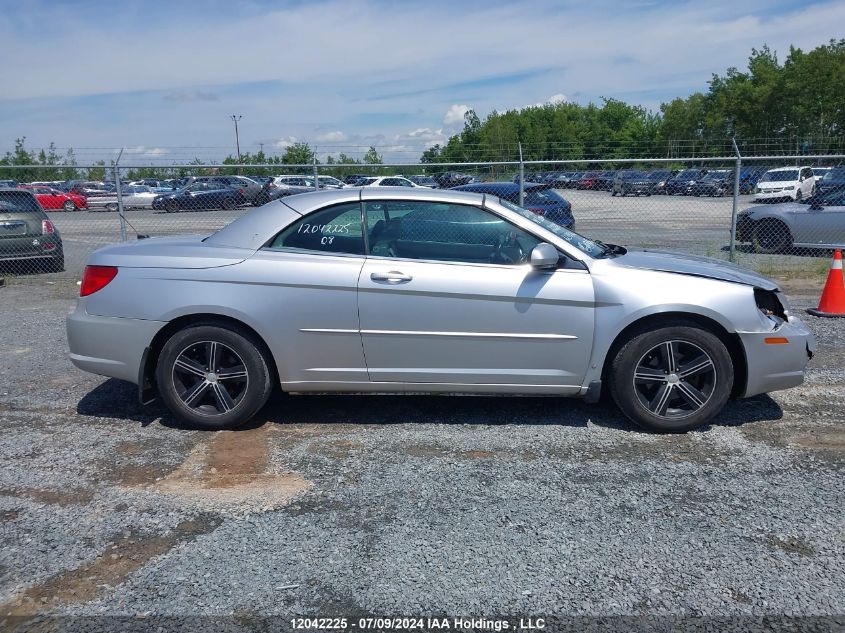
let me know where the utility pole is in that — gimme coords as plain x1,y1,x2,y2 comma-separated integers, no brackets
230,115,242,161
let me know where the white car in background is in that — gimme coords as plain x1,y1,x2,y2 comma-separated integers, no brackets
344,176,420,188
754,166,816,202
87,185,159,211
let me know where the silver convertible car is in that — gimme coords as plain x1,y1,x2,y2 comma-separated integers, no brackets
67,188,815,433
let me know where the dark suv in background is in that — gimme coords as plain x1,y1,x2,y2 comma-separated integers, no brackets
0,189,64,272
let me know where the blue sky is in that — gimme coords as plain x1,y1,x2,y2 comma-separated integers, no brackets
1,0,842,163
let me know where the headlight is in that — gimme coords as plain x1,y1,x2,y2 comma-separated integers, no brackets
754,287,788,323
785,186,794,191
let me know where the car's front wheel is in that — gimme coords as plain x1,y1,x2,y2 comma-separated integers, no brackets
63,200,77,212
752,219,792,253
156,324,274,430
609,324,733,432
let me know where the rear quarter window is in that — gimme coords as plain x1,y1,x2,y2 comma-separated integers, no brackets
0,191,46,215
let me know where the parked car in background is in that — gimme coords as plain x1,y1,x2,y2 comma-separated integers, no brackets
18,185,87,211
152,182,246,212
815,167,845,196
433,172,477,188
452,182,574,228
0,188,63,272
346,176,420,188
754,166,815,202
88,185,158,211
592,170,617,191
736,188,845,252
739,165,768,194
409,175,439,188
0,180,19,188
546,171,580,188
67,187,814,433
663,168,708,195
182,176,262,205
575,171,602,190
692,170,733,197
318,176,346,189
811,167,831,182
612,170,674,196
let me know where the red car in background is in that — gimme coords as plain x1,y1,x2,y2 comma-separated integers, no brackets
18,185,87,211
575,170,601,190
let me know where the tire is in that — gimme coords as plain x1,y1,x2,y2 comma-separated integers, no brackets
155,324,274,430
752,219,792,254
106,202,119,212
609,324,733,433
222,197,236,211
62,200,76,212
165,199,179,213
611,190,617,197
795,189,802,202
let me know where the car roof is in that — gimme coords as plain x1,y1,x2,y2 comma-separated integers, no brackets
453,182,548,195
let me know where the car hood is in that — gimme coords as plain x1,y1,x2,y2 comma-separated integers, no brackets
743,202,805,216
87,235,254,269
612,249,778,289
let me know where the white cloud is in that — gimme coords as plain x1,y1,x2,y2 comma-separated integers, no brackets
273,136,298,149
122,146,169,157
547,94,567,105
443,104,470,127
315,130,347,143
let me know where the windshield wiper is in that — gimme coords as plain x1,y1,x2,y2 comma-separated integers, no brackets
594,240,627,257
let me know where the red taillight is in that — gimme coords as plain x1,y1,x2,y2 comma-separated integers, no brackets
42,219,56,234
80,265,118,296
238,188,244,194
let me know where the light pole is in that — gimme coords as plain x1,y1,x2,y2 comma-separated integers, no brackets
230,115,242,162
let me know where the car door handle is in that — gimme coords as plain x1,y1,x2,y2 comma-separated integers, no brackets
370,271,413,284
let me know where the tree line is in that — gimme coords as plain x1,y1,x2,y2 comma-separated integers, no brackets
422,39,845,164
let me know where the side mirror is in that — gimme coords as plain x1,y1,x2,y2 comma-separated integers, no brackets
530,243,560,270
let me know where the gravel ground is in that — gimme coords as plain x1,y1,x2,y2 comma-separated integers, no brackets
0,277,843,631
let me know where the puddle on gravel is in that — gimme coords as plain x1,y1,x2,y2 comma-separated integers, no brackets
142,425,312,512
789,429,845,452
0,515,222,618
0,487,94,507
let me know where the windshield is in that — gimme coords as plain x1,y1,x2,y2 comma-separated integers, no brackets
619,171,644,180
524,189,565,205
760,170,798,182
674,169,701,180
646,171,671,180
822,169,845,181
702,171,729,181
496,198,605,257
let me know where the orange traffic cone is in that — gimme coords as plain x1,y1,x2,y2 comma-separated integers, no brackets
807,249,845,317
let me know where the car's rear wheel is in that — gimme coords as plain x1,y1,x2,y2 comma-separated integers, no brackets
106,202,119,212
222,197,237,210
62,200,76,212
609,324,733,433
165,199,179,213
156,325,273,430
752,219,792,253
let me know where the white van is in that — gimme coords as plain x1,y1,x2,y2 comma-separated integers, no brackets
754,166,816,202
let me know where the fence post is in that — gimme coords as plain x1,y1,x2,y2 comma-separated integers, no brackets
729,138,741,263
114,148,127,243
518,142,525,207
312,152,319,191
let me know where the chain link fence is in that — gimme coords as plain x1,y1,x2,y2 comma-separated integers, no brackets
1,153,843,281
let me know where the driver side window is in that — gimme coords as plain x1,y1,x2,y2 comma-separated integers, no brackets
364,201,540,265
